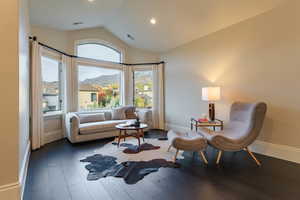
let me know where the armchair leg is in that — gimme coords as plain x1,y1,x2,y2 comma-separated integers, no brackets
174,149,179,162
245,147,261,166
216,150,222,164
199,151,208,164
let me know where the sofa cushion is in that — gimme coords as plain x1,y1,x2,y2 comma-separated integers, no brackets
78,113,105,124
104,111,112,120
111,107,127,120
79,120,133,135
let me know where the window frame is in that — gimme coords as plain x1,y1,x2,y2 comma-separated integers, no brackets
132,67,154,109
90,93,97,102
76,58,124,112
41,49,64,116
74,39,124,63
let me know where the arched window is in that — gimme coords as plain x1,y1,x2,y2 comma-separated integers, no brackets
77,43,122,63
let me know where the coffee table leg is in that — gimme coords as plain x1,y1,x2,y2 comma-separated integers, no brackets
137,136,141,148
135,129,141,148
142,129,145,142
124,130,126,142
117,130,122,147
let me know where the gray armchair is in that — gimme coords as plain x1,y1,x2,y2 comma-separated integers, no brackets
199,102,267,166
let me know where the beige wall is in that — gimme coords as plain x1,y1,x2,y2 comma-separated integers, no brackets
19,0,30,175
67,27,128,58
31,26,160,63
0,0,19,194
162,0,300,149
43,115,63,144
31,25,69,53
0,0,30,198
126,46,160,63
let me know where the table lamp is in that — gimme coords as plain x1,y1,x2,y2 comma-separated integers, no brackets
202,87,221,121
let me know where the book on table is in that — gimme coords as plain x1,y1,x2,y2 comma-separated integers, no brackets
197,118,209,123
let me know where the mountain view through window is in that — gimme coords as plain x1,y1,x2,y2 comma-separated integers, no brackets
78,65,121,111
134,70,153,108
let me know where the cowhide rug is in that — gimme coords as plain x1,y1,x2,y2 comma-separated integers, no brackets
111,142,161,154
80,136,183,184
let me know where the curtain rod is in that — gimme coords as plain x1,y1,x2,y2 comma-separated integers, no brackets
29,36,165,66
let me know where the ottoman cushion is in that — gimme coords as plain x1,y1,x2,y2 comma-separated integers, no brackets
167,130,207,151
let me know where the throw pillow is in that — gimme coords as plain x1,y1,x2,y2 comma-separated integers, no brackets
124,106,137,119
111,107,126,120
78,113,106,124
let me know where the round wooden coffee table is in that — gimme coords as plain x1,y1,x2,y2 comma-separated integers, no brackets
115,123,148,148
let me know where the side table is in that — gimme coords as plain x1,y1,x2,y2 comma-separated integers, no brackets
190,118,223,131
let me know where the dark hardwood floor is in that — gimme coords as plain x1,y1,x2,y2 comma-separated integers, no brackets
24,132,300,200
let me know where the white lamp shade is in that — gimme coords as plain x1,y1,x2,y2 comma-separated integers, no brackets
202,87,221,101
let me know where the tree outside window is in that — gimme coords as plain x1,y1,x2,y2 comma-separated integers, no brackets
134,70,153,108
78,65,121,111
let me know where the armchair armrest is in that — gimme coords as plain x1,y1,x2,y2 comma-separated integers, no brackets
137,109,152,124
198,127,245,151
65,113,80,143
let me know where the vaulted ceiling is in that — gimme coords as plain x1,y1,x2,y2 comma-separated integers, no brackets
29,0,285,52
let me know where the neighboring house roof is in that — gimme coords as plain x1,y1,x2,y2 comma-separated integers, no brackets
79,83,99,92
43,93,58,96
44,82,99,93
43,81,58,95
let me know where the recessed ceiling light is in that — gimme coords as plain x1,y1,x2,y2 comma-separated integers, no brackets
150,18,156,25
73,22,84,26
127,34,135,40
88,0,95,2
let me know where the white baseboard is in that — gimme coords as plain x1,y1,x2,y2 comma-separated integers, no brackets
166,123,300,164
19,141,31,200
249,140,300,164
0,142,30,200
0,182,20,200
44,130,63,144
165,123,190,133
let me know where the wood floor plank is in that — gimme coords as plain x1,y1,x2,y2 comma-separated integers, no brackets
68,183,94,200
47,165,72,200
24,148,52,200
111,178,154,200
60,145,111,200
100,177,134,200
135,175,180,200
84,181,114,200
24,134,300,200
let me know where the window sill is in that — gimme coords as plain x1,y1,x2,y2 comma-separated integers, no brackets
136,108,152,111
78,109,112,113
44,111,63,118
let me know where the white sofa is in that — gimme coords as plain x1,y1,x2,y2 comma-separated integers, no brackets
65,109,152,143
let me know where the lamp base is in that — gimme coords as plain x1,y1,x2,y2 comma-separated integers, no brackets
209,103,215,121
